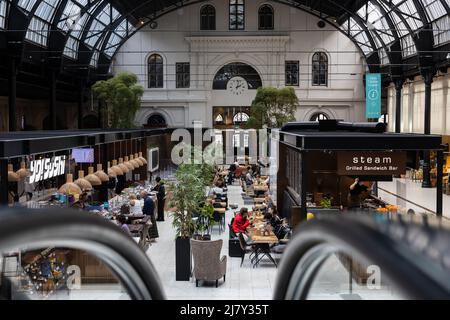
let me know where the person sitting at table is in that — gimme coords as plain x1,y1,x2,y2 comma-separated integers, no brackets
117,215,132,237
213,183,224,195
129,194,142,216
245,169,254,186
232,208,251,241
141,191,159,240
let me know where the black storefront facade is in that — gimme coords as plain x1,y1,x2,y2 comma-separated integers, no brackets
0,129,170,207
277,121,445,223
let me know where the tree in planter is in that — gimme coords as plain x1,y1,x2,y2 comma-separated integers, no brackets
246,86,299,129
194,203,215,240
92,72,144,128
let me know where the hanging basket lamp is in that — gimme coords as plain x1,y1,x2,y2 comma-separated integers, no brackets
124,156,134,171
86,166,102,186
8,164,20,182
107,161,117,178
16,161,31,179
74,170,93,191
58,174,82,195
111,159,124,176
138,152,147,165
134,153,144,167
118,158,129,173
94,164,109,182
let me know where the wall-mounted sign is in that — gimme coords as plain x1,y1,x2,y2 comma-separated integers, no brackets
337,152,406,176
365,73,381,119
29,156,66,183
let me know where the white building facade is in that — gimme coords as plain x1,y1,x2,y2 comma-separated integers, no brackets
113,0,368,128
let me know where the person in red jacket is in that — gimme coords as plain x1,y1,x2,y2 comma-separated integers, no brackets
232,207,250,234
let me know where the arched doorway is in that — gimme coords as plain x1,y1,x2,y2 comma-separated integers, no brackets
145,114,167,128
310,112,330,121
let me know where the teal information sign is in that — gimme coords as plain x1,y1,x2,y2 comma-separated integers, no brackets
365,73,381,119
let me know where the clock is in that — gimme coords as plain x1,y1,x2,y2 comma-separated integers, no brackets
227,76,248,95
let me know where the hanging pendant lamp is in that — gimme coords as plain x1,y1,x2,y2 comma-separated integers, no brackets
134,153,144,167
111,159,124,176
58,174,82,195
129,154,140,168
138,152,147,165
86,166,102,186
118,158,129,173
95,164,109,182
107,161,117,178
74,170,93,191
124,156,134,171
8,164,20,182
16,161,31,179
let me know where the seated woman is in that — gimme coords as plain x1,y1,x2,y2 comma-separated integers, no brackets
129,194,142,216
232,208,254,243
117,215,132,237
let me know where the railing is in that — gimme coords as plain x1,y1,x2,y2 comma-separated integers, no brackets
273,213,450,300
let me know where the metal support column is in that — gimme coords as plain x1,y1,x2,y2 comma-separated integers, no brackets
422,76,433,188
394,80,404,133
78,84,84,129
49,71,57,130
300,151,307,221
436,148,443,217
8,59,17,132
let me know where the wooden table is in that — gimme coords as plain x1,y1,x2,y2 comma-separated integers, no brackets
254,198,265,203
218,170,229,176
253,185,269,192
213,208,226,214
247,227,278,267
254,204,266,210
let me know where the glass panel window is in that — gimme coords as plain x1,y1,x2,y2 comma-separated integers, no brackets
357,2,395,47
433,16,450,46
229,0,244,30
401,34,416,57
17,0,37,12
423,0,447,21
57,0,87,32
148,54,164,88
176,62,190,88
312,52,328,86
0,0,8,29
25,0,62,46
200,5,215,30
258,5,273,30
63,35,79,59
285,61,299,86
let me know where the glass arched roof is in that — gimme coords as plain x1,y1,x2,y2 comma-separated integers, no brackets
0,0,448,74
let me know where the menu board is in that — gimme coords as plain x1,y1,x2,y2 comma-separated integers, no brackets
72,148,94,163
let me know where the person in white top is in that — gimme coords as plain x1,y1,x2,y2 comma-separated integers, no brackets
129,194,143,215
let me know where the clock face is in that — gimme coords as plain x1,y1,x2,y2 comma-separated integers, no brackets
227,77,248,96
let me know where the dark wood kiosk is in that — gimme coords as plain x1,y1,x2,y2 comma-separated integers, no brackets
277,120,445,225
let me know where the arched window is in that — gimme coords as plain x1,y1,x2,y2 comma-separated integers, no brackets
213,63,262,90
147,114,167,128
310,112,329,121
148,54,163,88
200,5,216,30
312,52,328,86
233,112,249,124
258,5,273,30
229,0,244,30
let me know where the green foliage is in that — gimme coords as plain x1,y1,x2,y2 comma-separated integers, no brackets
320,196,333,209
92,72,144,128
196,203,215,236
247,86,299,129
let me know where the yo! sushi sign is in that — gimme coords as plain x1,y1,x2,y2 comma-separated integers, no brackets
29,156,66,183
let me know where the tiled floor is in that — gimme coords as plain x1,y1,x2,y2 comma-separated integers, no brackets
145,184,280,300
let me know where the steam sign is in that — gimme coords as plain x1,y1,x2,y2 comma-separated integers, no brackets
29,156,66,183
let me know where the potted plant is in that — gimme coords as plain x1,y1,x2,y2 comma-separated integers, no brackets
168,163,206,281
194,203,214,241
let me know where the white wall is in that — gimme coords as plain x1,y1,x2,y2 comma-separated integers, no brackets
387,70,450,135
113,0,367,127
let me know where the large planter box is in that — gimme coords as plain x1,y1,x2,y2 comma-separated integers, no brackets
175,237,191,281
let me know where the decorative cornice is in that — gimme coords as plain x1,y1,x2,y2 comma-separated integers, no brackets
185,35,290,51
